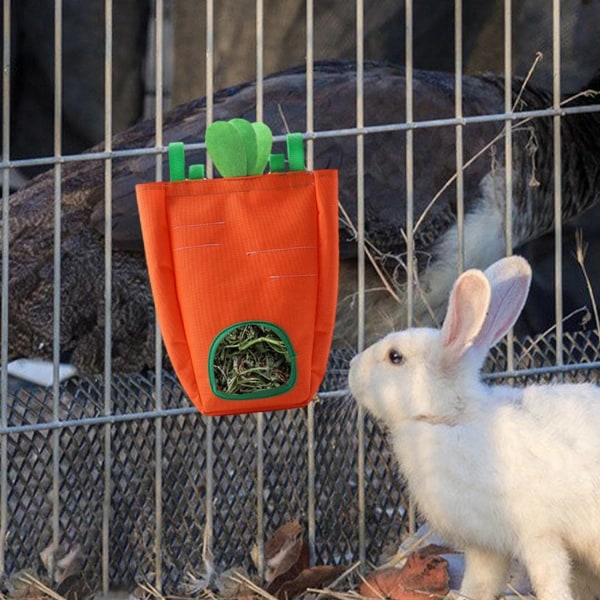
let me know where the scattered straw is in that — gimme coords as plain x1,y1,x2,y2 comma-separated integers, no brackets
16,572,66,600
337,201,404,307
575,228,600,335
310,561,362,600
227,571,279,600
135,582,165,600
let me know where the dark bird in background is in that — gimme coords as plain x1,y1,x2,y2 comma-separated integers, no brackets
4,61,600,374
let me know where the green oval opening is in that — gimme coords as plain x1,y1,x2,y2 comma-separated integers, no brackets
208,321,297,400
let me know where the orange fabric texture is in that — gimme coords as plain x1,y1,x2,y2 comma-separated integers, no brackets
136,170,339,416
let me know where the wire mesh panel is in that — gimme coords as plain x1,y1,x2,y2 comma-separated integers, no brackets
1,366,409,591
2,0,600,596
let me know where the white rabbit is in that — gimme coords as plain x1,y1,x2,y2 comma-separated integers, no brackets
349,255,600,600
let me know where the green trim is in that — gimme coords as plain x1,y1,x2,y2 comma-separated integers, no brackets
286,133,305,171
208,321,297,400
188,163,206,179
168,142,186,181
269,153,286,173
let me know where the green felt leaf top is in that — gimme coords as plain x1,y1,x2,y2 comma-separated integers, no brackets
205,118,273,177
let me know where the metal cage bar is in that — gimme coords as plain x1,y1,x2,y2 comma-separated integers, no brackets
152,0,166,590
102,0,114,593
50,0,63,581
355,0,367,568
0,0,10,578
454,0,465,273
255,0,266,577
2,1,600,593
404,0,417,537
305,0,317,569
552,0,564,369
503,0,516,372
202,0,216,578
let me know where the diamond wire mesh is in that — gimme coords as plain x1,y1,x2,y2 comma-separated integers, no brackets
2,335,599,592
485,330,600,384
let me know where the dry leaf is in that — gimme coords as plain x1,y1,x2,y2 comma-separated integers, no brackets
265,541,310,595
360,553,449,600
272,565,346,600
259,521,308,585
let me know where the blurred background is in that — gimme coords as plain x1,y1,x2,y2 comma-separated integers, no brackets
6,0,600,179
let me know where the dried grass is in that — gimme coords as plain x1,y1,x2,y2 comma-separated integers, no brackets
213,324,292,395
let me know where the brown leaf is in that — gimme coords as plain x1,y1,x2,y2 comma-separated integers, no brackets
272,565,347,600
265,541,310,594
261,521,309,585
264,521,303,560
360,553,449,600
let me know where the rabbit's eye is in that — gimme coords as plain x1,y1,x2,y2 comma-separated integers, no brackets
387,349,404,365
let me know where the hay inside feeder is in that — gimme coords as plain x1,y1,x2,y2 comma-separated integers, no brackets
212,323,293,395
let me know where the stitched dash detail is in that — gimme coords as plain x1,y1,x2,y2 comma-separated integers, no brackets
246,245,317,256
174,243,221,251
269,273,317,279
172,221,225,230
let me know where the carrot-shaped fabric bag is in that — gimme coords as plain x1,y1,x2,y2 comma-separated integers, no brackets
136,120,338,416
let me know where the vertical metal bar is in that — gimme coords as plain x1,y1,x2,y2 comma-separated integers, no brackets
503,0,515,371
552,0,563,366
355,5,365,355
254,412,265,576
202,0,215,571
255,0,264,123
0,0,11,576
205,0,214,179
102,0,113,593
305,0,317,566
203,415,215,571
306,399,316,565
503,0,513,254
454,0,465,273
52,0,63,392
404,0,417,536
355,0,367,568
405,0,414,326
51,0,63,576
153,0,164,591
305,0,314,171
254,0,266,577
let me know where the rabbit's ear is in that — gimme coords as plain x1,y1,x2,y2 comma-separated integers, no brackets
473,255,532,350
441,269,491,361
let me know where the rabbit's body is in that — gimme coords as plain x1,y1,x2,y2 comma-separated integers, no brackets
349,257,600,600
395,382,600,579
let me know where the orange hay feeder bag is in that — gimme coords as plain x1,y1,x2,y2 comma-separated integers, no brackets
135,121,339,416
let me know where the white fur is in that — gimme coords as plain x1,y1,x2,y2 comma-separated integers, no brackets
349,256,600,600
418,169,507,324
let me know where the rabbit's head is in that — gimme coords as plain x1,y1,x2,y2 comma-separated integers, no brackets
349,256,532,425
